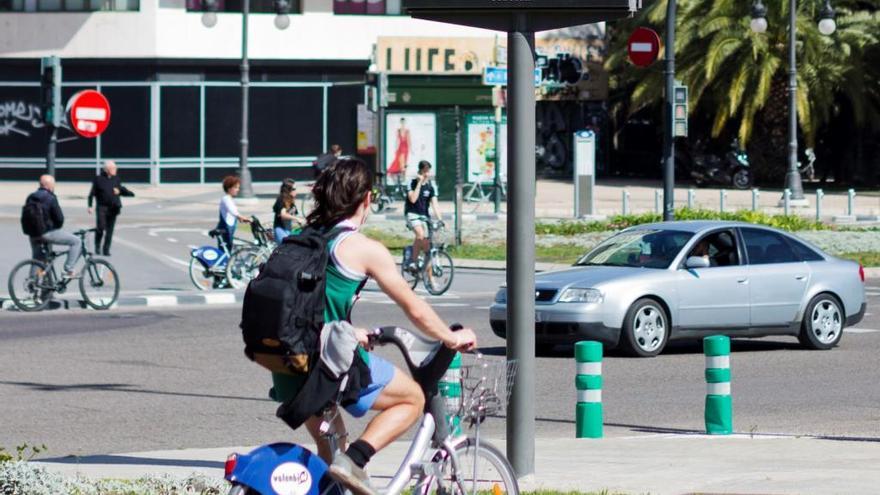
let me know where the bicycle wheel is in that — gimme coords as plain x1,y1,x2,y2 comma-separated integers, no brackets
7,260,54,312
464,185,487,214
401,256,420,290
299,193,315,218
189,257,215,291
79,259,120,310
422,437,519,495
226,247,267,289
424,251,454,296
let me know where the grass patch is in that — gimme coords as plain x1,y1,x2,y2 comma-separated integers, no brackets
839,252,880,267
536,207,828,236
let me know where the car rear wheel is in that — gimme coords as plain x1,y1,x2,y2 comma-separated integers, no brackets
799,294,844,350
621,298,669,357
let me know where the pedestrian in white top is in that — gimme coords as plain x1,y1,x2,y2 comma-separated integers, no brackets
216,175,251,251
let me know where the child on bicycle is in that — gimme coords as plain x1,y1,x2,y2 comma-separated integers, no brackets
271,158,476,495
405,160,442,273
217,176,251,252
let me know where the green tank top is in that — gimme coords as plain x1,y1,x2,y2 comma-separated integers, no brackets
271,226,368,402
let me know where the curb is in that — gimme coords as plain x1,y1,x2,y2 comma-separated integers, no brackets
370,213,506,222
0,292,244,312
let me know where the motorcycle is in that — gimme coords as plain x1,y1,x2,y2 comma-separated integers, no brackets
676,139,753,190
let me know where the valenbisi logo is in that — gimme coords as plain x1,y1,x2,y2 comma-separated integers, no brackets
269,462,313,495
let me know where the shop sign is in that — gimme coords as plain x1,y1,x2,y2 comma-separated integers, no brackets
377,37,495,75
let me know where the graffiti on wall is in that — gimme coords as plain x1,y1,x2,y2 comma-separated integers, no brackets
0,100,45,138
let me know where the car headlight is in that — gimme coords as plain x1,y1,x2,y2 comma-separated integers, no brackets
558,288,603,303
495,288,507,304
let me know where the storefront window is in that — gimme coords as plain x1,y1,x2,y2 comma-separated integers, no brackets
333,0,400,15
0,0,138,10
186,0,300,14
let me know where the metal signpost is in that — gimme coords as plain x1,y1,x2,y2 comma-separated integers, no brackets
404,0,642,477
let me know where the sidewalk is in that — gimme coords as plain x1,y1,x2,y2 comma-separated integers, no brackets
1,179,877,221
33,431,880,494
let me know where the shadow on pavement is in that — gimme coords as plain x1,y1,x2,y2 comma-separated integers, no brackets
37,454,223,469
0,380,270,403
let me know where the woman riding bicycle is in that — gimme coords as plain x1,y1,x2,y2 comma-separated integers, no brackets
217,176,250,252
271,158,476,495
405,160,442,273
272,178,303,242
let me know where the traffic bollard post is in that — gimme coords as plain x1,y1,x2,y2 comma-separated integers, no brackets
439,352,462,435
783,189,791,215
654,189,662,214
704,335,732,435
816,189,824,222
687,189,696,209
719,189,727,213
848,189,856,217
751,188,760,212
622,189,630,216
575,340,603,438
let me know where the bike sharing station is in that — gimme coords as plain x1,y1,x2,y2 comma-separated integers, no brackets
402,0,643,477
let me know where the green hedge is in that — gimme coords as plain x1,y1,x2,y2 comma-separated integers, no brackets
536,208,827,236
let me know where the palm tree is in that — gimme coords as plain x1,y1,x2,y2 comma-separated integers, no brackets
606,0,880,182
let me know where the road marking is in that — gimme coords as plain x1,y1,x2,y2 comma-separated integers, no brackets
148,227,207,237
845,328,879,334
163,255,192,268
166,238,178,243
431,303,469,307
475,306,491,310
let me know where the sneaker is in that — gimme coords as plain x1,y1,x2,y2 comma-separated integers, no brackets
61,270,76,281
328,453,376,495
406,261,419,273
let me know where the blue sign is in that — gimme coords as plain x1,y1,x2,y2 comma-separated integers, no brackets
482,66,542,86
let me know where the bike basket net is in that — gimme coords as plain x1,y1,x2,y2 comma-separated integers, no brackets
457,359,518,422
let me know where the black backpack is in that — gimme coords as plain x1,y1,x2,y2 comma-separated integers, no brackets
21,194,48,237
239,225,355,375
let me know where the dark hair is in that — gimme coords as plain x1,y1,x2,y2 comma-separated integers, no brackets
418,160,432,173
278,179,295,209
306,158,374,228
222,175,240,193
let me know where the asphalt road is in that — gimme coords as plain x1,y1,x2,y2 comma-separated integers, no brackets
1,280,878,459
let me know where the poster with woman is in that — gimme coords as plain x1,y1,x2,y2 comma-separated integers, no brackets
466,113,507,183
385,112,436,181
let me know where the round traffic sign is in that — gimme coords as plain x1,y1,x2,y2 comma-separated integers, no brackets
67,90,111,138
627,27,662,67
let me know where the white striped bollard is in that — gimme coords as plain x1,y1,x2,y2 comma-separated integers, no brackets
816,189,824,222
575,340,603,438
687,189,696,209
704,335,732,435
719,189,728,213
622,189,630,216
751,188,760,212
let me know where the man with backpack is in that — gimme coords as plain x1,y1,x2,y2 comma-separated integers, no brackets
21,175,80,279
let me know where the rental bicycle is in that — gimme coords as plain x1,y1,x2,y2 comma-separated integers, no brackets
462,172,507,214
7,228,120,311
402,219,454,295
225,216,276,289
224,325,519,495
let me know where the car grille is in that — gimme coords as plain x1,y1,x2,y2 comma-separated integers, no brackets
535,289,557,302
537,322,580,336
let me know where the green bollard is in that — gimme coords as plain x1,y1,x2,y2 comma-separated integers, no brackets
575,341,603,438
704,335,732,435
439,352,462,435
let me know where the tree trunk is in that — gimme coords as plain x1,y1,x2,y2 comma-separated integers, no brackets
747,77,788,184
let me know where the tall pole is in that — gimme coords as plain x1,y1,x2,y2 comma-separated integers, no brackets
494,100,502,214
506,20,536,478
238,0,255,198
785,0,805,201
46,127,57,177
662,0,676,221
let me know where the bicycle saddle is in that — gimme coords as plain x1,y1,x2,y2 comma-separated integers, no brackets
208,228,225,238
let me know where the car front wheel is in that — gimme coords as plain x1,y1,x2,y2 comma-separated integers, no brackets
799,294,844,350
621,298,669,357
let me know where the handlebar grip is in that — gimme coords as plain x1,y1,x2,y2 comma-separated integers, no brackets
450,323,463,331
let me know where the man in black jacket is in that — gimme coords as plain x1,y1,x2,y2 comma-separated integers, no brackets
27,175,81,279
87,160,134,256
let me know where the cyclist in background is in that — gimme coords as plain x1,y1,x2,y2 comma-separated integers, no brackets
24,175,80,280
272,158,476,495
217,175,250,252
404,160,442,273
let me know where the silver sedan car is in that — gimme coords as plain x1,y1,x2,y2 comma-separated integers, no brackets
490,221,867,357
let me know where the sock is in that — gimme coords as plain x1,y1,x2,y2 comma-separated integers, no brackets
345,439,376,469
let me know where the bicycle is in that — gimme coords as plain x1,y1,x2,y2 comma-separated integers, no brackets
402,219,455,296
371,175,394,214
224,325,519,495
462,172,507,214
225,216,276,289
8,228,120,311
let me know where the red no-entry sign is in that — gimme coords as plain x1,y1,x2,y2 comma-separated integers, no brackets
627,27,662,67
67,90,111,138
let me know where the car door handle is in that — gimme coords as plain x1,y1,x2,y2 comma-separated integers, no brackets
737,278,749,284
796,275,807,281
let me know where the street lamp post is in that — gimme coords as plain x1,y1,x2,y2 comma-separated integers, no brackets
203,0,290,198
750,0,835,205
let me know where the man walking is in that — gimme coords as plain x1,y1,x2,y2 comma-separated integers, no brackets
23,175,80,279
87,160,134,256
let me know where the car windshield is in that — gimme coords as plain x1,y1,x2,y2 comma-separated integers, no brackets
576,229,693,269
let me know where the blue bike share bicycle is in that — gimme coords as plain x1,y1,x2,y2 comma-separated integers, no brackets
224,326,518,495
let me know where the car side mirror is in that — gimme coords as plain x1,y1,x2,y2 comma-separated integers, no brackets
686,256,710,269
